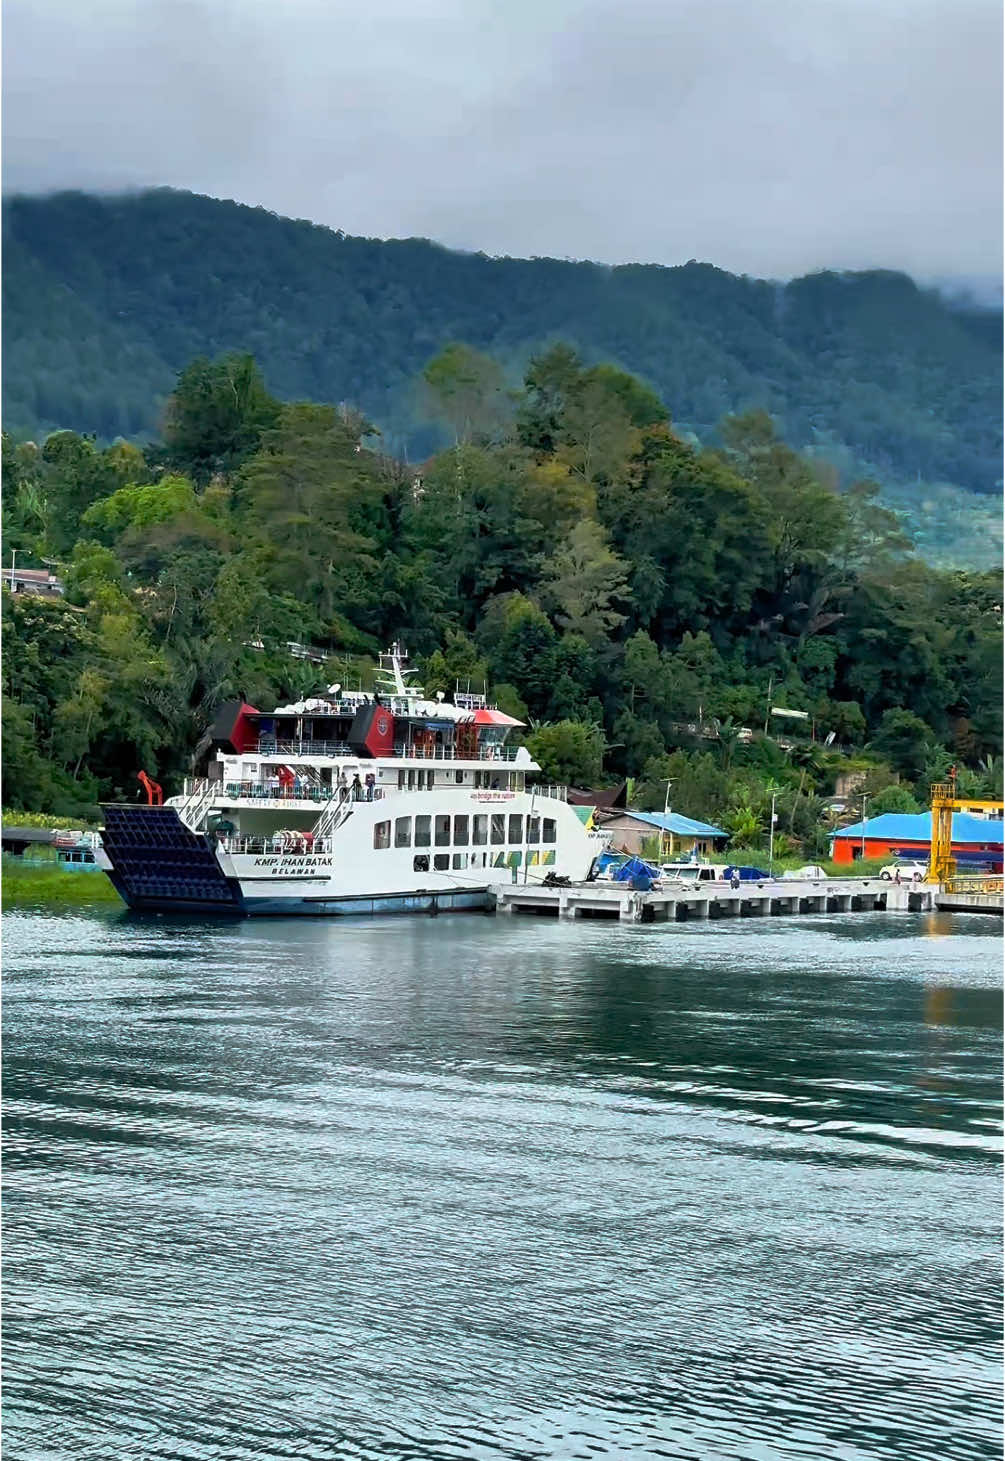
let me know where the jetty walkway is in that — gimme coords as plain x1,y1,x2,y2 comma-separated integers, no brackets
490,875,1001,922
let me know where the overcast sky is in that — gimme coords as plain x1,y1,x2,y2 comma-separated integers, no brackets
3,0,1001,284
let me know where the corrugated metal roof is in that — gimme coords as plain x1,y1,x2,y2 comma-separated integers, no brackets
624,810,728,838
835,812,1003,844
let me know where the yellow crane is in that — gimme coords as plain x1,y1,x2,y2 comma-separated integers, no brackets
928,776,1003,884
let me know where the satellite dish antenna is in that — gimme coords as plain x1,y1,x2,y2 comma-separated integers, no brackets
436,691,445,702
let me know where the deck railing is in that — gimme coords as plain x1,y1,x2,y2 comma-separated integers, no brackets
941,875,1004,895
181,778,384,804
250,739,521,763
400,744,521,762
181,778,571,805
217,834,333,856
256,739,355,758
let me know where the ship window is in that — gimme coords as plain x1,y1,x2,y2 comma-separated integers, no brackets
508,814,523,844
394,817,411,848
435,815,451,846
397,771,406,789
413,854,430,873
527,816,540,845
456,770,464,784
374,821,391,850
543,818,557,844
414,815,431,847
434,853,449,871
452,853,465,869
473,815,488,846
491,814,505,845
453,814,469,846
407,769,415,789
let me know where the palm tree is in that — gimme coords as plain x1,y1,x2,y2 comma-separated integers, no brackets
787,740,823,831
713,716,743,772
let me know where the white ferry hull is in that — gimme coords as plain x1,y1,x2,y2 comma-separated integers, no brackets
98,794,600,919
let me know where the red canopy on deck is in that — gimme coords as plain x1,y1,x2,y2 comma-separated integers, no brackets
472,707,524,728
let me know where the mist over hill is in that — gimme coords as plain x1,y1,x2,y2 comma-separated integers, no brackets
3,188,1001,519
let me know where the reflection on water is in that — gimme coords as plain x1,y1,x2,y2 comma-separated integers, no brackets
3,909,1002,1460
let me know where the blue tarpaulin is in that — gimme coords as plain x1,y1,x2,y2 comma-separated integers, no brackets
612,856,658,890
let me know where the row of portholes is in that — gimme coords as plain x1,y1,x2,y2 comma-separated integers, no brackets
374,812,557,851
412,850,557,873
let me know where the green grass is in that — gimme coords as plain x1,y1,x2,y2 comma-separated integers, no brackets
1,809,102,831
2,858,123,909
806,856,892,879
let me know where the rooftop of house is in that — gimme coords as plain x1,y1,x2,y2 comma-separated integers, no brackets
609,809,729,839
835,811,1004,844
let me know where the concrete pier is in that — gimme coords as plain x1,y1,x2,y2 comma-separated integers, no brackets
936,889,1003,914
491,875,937,922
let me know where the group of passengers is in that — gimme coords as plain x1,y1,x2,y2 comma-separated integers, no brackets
336,770,376,801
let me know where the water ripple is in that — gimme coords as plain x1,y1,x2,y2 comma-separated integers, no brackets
2,910,1001,1459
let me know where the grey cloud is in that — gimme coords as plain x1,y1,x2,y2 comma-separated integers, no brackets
3,0,1001,282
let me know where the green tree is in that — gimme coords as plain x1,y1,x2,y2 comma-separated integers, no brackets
525,720,605,787
164,353,281,483
539,519,629,646
239,402,386,638
421,344,510,445
870,709,937,781
868,784,922,815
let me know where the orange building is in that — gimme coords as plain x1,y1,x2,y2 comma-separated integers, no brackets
831,811,1003,869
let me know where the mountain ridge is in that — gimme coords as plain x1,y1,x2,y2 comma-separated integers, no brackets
3,187,1000,505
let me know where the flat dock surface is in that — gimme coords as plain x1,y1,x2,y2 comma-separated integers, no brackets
936,889,1004,914
491,876,937,921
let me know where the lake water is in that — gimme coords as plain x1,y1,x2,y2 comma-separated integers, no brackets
3,908,1001,1460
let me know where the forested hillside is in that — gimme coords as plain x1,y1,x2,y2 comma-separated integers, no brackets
4,190,1001,530
4,347,1001,852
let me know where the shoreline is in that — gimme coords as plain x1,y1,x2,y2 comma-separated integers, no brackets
2,861,123,910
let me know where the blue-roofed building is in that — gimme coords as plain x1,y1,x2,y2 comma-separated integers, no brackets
596,808,728,858
831,811,1003,869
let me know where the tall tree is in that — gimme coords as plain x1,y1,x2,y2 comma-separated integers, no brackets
164,354,281,483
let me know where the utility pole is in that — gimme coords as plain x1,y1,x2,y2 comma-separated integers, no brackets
860,791,869,861
9,548,17,592
662,780,674,862
768,791,778,876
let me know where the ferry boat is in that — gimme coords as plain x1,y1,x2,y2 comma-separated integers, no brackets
96,644,606,917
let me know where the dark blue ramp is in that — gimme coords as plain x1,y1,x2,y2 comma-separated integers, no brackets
100,805,243,913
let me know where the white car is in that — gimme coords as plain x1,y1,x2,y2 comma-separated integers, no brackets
880,861,926,882
781,864,829,880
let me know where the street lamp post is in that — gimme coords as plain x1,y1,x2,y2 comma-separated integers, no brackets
861,792,869,862
9,549,16,592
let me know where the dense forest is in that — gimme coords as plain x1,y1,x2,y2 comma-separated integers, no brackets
4,346,1001,859
3,190,1002,568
